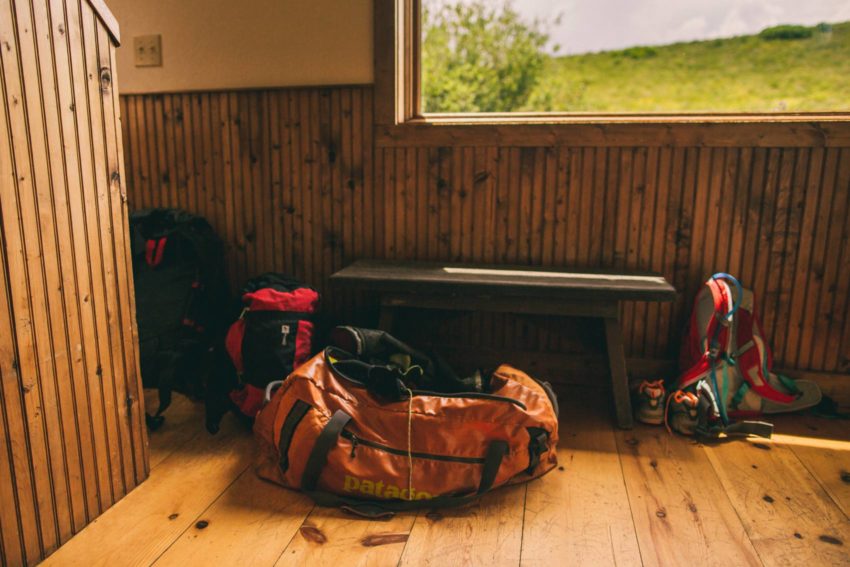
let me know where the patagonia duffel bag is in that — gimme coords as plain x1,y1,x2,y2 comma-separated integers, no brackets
253,327,559,516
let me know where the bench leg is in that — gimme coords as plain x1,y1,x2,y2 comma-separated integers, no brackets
603,317,633,429
378,304,396,333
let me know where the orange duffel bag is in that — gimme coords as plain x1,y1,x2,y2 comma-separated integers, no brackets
253,327,559,516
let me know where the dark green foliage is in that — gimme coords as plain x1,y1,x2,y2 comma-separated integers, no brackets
759,24,814,40
422,1,551,112
618,46,658,59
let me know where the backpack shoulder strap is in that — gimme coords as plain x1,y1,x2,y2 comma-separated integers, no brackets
733,301,796,405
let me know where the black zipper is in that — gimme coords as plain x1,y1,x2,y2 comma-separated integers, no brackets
341,429,486,464
278,400,311,472
409,389,527,410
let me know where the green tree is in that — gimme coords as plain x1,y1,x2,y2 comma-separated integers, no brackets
422,1,552,113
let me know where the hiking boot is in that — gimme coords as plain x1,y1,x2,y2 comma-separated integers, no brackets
634,379,666,425
667,390,699,436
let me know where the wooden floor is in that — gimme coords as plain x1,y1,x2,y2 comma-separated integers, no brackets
43,388,850,566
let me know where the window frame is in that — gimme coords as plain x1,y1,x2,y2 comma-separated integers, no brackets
373,0,850,147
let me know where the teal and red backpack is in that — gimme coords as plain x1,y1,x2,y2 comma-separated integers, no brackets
675,273,822,438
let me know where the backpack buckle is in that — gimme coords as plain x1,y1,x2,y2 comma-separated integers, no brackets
526,428,549,474
707,339,721,360
696,379,720,419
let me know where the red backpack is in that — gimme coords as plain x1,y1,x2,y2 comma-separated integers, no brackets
206,274,319,432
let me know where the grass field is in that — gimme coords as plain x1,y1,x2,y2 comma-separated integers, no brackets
528,21,850,113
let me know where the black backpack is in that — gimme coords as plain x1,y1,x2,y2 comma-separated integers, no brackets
130,208,229,429
205,273,319,433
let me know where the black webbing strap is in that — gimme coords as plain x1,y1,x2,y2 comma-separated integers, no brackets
301,410,352,491
279,400,312,472
478,440,508,493
722,421,773,438
302,438,509,518
695,393,773,439
538,380,559,418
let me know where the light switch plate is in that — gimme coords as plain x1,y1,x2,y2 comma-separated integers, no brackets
133,35,162,67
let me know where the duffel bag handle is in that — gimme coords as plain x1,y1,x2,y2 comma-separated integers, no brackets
264,380,284,404
301,410,353,492
300,409,509,518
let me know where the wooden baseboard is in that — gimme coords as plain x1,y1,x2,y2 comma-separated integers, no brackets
435,347,850,408
773,369,850,409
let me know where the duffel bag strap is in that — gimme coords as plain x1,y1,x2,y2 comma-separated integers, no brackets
301,410,353,492
300,409,509,518
305,441,508,519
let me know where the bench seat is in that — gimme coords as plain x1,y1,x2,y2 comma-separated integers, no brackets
331,260,677,428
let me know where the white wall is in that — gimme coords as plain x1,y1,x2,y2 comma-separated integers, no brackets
106,0,373,93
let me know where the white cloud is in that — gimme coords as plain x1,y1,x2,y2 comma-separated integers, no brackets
668,16,709,43
489,0,850,54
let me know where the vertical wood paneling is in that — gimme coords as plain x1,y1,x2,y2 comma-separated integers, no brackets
1,0,145,564
120,87,850,378
823,150,850,371
0,192,41,567
101,22,147,486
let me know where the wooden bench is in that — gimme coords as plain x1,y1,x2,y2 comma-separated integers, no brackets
330,260,676,428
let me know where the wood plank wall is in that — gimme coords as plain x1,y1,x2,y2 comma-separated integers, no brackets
0,0,146,565
119,86,850,381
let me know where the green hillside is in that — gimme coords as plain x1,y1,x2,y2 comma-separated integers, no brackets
528,21,850,113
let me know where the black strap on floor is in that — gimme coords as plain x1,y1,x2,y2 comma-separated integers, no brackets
301,410,352,491
722,420,773,438
696,393,773,439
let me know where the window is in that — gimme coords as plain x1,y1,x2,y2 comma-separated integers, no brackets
419,0,850,114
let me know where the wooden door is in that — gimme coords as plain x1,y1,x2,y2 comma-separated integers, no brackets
0,0,147,564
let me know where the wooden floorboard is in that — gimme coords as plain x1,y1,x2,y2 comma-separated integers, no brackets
42,398,255,567
144,390,206,469
615,426,761,566
400,484,527,567
704,431,850,566
155,468,314,566
275,507,417,566
771,414,850,519
44,390,850,566
521,389,641,566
